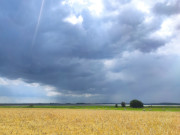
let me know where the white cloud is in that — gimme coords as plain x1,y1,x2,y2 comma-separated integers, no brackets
0,77,57,99
156,35,180,56
133,1,151,14
153,18,174,38
68,93,99,98
88,0,104,16
0,77,23,86
44,85,56,91
103,59,115,69
0,77,8,85
106,71,135,82
64,14,83,25
62,0,104,16
47,91,62,97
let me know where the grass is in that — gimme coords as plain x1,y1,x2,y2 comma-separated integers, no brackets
0,105,179,111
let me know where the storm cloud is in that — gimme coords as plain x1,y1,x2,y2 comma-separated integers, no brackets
0,0,180,103
153,0,180,15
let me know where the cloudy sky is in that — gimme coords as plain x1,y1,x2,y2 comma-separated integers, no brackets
0,0,180,103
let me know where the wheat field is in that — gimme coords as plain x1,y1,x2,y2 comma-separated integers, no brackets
0,109,179,135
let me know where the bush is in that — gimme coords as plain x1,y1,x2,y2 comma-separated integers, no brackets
29,104,34,108
121,102,126,107
130,99,144,108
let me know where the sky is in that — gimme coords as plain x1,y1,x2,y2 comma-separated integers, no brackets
0,0,180,103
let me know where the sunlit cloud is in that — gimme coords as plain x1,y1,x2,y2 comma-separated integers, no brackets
62,0,104,16
64,14,83,25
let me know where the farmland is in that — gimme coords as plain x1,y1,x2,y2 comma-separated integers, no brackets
0,108,179,135
0,105,180,112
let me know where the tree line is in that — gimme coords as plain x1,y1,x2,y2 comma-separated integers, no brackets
115,99,144,108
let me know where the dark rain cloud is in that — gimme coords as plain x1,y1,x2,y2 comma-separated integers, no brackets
107,52,180,102
153,0,180,15
0,0,179,102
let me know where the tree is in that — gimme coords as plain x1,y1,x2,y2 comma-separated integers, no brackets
115,104,118,108
29,104,34,108
130,99,144,108
121,102,126,107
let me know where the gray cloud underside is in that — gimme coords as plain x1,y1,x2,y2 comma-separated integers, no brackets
153,0,180,15
0,0,180,102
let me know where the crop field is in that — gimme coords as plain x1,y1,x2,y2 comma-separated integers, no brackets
0,109,179,135
1,105,180,112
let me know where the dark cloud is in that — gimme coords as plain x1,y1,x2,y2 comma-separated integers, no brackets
153,0,180,15
102,52,180,102
0,0,179,102
106,6,166,52
103,0,131,11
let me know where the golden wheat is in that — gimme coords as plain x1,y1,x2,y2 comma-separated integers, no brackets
0,108,179,135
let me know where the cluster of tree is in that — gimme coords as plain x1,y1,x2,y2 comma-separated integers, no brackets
130,99,143,108
115,99,144,108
